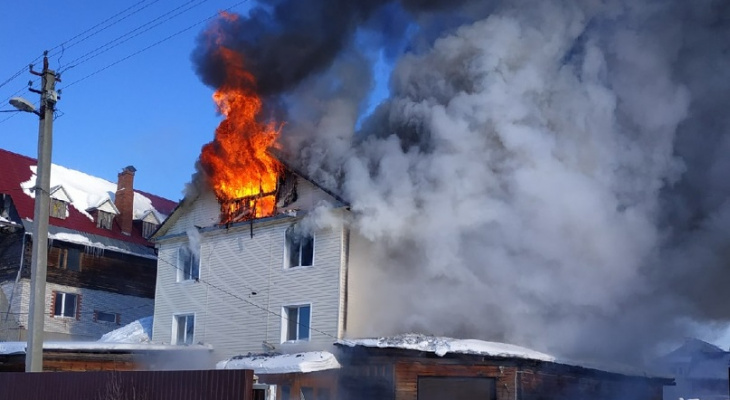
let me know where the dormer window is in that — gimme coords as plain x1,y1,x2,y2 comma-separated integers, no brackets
50,198,68,219
142,221,158,238
139,210,162,239
86,198,119,231
97,211,114,230
49,185,72,220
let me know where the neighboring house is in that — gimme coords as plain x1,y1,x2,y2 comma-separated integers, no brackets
655,338,730,400
0,148,176,341
151,164,351,361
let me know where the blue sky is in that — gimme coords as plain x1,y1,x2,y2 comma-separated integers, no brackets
0,0,257,201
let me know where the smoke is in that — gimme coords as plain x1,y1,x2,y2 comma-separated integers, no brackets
192,0,730,365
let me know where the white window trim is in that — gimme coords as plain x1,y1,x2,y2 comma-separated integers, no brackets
54,292,77,318
172,313,195,345
280,303,312,343
176,243,200,282
283,231,315,270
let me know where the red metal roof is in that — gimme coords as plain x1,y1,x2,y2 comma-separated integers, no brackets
0,148,177,246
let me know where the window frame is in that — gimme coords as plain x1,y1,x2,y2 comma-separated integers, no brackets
172,313,195,345
53,292,78,318
176,243,200,282
284,229,315,269
50,198,68,219
281,303,312,343
96,210,114,230
142,221,158,238
94,310,119,324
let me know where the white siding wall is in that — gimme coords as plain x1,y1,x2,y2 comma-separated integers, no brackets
166,190,221,235
5,279,153,340
152,178,346,362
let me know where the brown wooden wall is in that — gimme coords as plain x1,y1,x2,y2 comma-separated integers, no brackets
0,369,254,400
336,352,670,400
41,240,156,298
394,361,514,400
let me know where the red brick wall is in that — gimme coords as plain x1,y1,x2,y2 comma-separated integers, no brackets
114,166,135,235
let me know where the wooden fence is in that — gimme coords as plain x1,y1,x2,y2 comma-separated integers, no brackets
0,369,254,400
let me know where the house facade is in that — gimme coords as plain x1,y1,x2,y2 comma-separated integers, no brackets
0,148,176,341
151,171,350,361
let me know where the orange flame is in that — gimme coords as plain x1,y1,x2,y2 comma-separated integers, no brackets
200,43,282,221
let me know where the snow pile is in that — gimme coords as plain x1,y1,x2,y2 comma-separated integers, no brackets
20,164,166,221
0,342,25,355
98,316,153,343
216,351,341,374
340,334,555,362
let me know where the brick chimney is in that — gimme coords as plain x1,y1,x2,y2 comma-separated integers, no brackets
115,166,136,235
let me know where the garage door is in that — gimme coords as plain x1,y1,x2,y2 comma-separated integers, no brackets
418,377,496,400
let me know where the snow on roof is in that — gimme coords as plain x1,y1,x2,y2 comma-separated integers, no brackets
40,224,157,258
216,351,341,374
338,334,556,362
98,316,153,343
21,164,165,221
0,342,25,355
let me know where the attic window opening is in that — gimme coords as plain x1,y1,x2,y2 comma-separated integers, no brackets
50,198,68,219
142,221,157,238
97,210,114,230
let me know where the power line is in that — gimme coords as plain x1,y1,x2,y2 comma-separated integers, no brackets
0,1,154,93
47,0,159,60
59,0,209,74
64,0,250,90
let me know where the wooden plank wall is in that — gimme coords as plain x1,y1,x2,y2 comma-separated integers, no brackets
45,242,156,298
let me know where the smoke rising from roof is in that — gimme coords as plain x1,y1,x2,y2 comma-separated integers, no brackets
193,0,730,364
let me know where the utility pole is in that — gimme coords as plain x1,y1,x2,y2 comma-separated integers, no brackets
25,52,60,372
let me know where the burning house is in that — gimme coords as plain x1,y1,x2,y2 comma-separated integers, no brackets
149,31,353,361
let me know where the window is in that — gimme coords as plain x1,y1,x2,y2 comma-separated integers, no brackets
53,248,81,271
283,304,310,342
142,221,158,238
96,210,114,230
50,199,68,219
173,314,195,345
285,228,314,268
53,292,78,318
177,244,199,282
94,310,119,324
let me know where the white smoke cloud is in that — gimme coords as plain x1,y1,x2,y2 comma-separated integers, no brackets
279,0,730,365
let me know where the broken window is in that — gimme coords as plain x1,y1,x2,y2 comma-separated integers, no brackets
283,304,311,342
177,243,200,282
285,226,314,268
